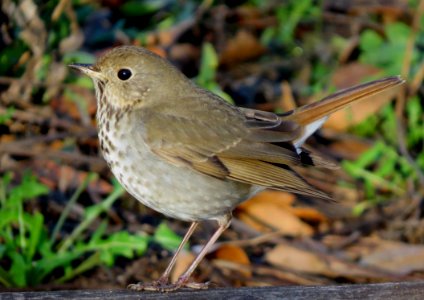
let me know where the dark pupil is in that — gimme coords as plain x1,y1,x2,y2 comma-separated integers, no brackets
117,69,132,80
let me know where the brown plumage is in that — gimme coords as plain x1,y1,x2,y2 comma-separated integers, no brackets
69,45,404,291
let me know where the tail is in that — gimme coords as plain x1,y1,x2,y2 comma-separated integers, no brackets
285,76,404,125
282,76,404,148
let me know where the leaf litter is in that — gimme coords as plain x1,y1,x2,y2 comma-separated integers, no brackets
0,0,423,290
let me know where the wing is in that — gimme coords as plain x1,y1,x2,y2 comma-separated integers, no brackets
141,91,250,163
138,77,403,200
141,89,306,163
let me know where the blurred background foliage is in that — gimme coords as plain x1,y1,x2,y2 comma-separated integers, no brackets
0,0,423,290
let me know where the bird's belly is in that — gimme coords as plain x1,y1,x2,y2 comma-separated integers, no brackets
99,130,253,222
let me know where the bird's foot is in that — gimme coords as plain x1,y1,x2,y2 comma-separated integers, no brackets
127,276,210,292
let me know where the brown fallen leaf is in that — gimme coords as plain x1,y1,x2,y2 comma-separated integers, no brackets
50,139,64,151
279,81,297,112
214,244,251,277
212,259,326,285
290,207,328,223
171,251,195,282
239,190,295,209
266,244,328,275
237,191,314,236
354,237,424,275
169,43,200,65
32,160,112,194
55,92,86,122
0,134,15,143
331,63,380,89
219,30,266,66
145,46,167,59
328,138,372,161
236,5,277,29
265,243,398,281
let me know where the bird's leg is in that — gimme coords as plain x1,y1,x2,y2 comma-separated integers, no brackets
156,221,199,284
128,221,199,291
169,214,232,291
128,214,231,292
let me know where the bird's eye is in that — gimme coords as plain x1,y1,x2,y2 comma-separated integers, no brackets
117,68,132,81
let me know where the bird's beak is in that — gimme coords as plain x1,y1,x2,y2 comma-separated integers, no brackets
69,63,104,80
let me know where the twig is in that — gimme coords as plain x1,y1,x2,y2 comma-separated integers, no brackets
212,259,328,285
0,146,106,171
0,105,95,133
215,230,287,250
0,131,93,148
395,0,424,189
409,60,424,96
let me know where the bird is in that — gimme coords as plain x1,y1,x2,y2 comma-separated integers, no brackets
69,45,404,291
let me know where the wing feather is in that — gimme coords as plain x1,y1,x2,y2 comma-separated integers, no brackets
219,158,331,200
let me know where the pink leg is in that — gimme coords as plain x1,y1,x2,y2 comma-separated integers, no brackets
174,215,231,290
128,221,199,291
128,214,232,292
157,221,199,283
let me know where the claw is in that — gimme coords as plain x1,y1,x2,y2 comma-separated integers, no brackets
184,281,210,290
127,279,210,292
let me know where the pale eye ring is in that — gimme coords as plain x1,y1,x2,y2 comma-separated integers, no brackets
117,68,132,80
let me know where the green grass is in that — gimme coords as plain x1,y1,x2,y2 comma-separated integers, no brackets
0,173,183,287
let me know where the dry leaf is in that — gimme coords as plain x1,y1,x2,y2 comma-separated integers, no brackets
214,244,251,277
290,207,327,223
266,243,393,280
239,190,296,210
50,140,64,151
219,30,266,66
0,135,15,143
355,237,424,275
328,138,372,160
31,160,112,194
279,81,297,112
266,244,328,274
145,46,167,59
55,93,84,121
171,251,195,282
331,63,380,89
238,191,313,236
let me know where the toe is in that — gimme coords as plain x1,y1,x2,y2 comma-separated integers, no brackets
184,281,210,289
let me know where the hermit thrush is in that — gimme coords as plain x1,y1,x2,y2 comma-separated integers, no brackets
69,46,404,291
